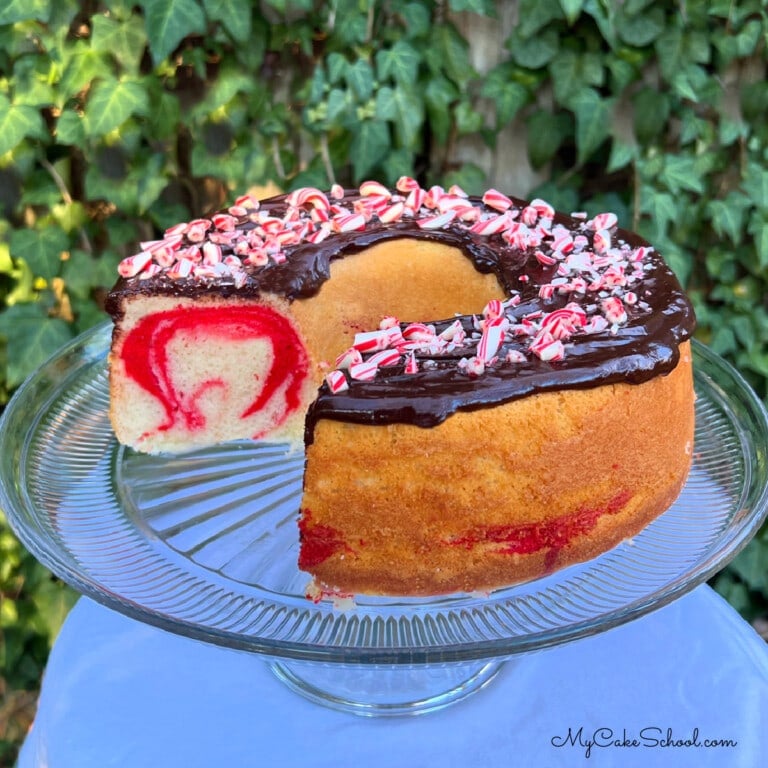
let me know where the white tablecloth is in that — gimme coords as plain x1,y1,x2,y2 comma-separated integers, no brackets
19,585,768,767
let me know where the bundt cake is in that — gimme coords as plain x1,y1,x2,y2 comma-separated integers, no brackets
106,179,696,597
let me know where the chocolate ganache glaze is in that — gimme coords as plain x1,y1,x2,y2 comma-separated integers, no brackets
106,183,696,442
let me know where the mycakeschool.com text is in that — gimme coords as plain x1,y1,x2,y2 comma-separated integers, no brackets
550,725,738,759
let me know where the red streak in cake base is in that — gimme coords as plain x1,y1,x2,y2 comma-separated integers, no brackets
448,489,632,570
299,491,633,582
119,304,309,435
298,510,351,569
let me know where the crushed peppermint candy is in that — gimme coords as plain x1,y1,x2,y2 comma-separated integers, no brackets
115,179,654,389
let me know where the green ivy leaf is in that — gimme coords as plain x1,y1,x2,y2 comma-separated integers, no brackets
742,162,768,209
508,27,559,70
428,23,473,88
606,57,638,94
670,63,714,103
399,2,431,37
570,88,612,164
442,163,487,196
54,108,85,146
375,86,424,149
0,95,47,156
713,19,762,65
346,59,375,102
147,91,181,140
0,304,73,389
29,573,78,641
11,53,56,108
659,155,705,194
615,5,665,47
203,0,252,43
326,52,348,85
527,109,570,169
140,0,207,65
424,76,459,145
326,88,352,126
748,217,768,270
549,49,604,107
516,0,563,38
582,0,618,49
481,65,530,126
0,0,51,24
454,100,483,136
708,194,751,245
633,87,669,143
190,66,254,118
728,537,768,592
350,119,390,180
9,228,68,282
333,2,369,46
607,138,636,173
90,13,148,74
61,249,123,299
135,153,168,213
376,40,420,88
83,77,149,137
639,188,678,241
59,42,111,102
559,0,584,25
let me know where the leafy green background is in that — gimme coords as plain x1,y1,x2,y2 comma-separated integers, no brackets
2,0,768,762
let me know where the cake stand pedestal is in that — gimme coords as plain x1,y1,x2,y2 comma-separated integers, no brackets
1,324,767,718
269,659,504,716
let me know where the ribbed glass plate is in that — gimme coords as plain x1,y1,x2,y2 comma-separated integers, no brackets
1,322,766,664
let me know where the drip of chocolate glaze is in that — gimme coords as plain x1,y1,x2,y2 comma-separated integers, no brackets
105,191,696,442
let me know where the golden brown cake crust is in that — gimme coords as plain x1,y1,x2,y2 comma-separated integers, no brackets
300,342,694,596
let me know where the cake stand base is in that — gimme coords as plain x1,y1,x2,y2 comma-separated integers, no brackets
268,659,505,717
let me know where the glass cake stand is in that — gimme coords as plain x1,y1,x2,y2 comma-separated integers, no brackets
1,322,767,716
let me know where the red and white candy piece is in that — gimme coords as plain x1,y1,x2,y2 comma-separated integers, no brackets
505,349,526,363
378,201,405,223
335,348,363,369
286,187,330,211
118,251,152,278
530,198,555,219
202,241,222,265
590,212,618,230
416,210,456,229
459,356,485,377
469,213,512,237
359,180,391,199
396,176,420,193
167,257,194,279
352,328,401,353
325,369,349,394
332,213,367,233
593,229,612,254
477,316,507,362
186,219,211,243
402,323,435,343
438,319,466,342
482,188,513,212
367,349,401,367
602,296,627,325
349,360,379,381
530,331,565,362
